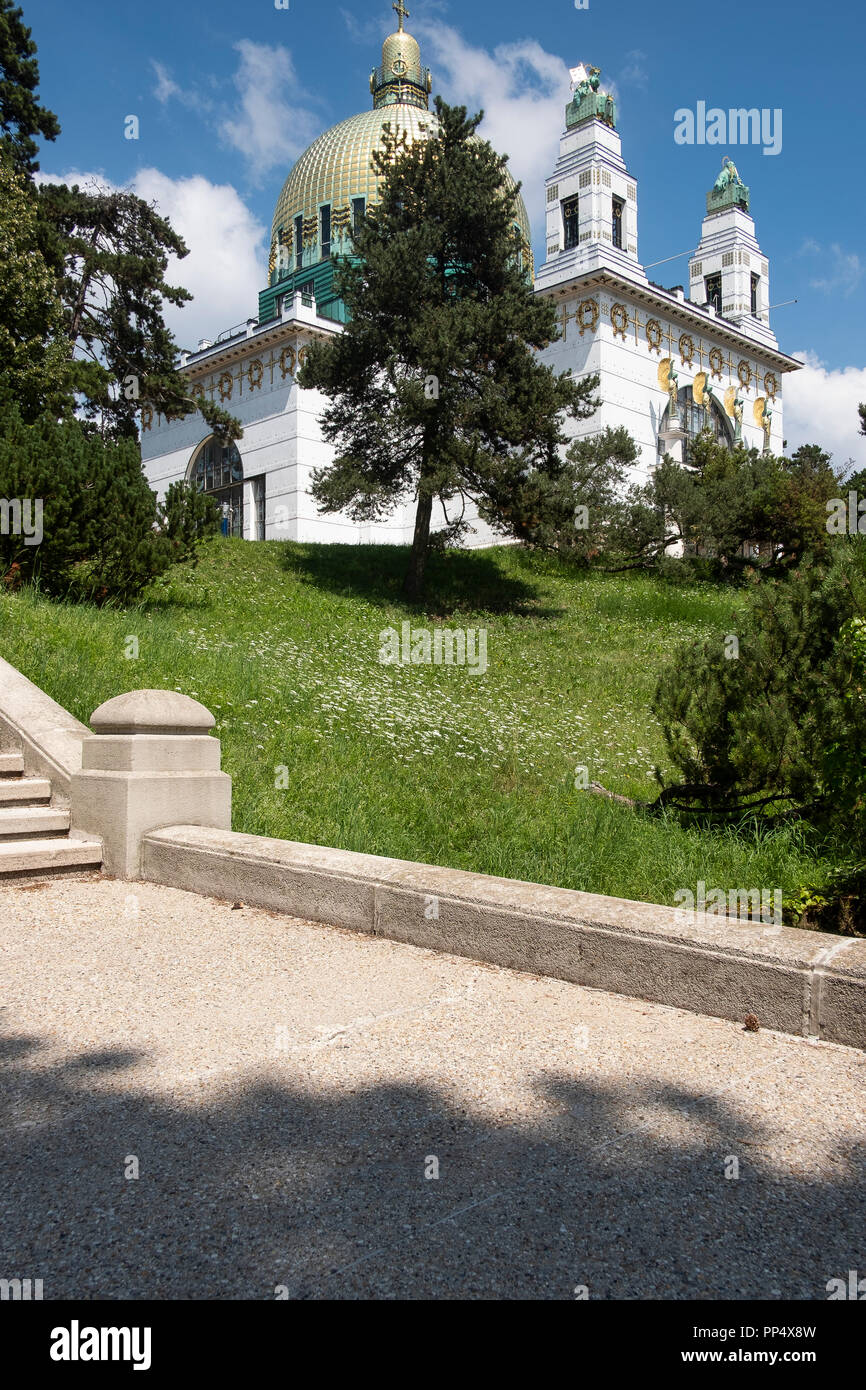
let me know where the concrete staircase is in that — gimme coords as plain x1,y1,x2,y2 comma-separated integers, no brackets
0,746,102,875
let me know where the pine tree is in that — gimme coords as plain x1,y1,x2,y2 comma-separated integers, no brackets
299,99,597,597
0,0,59,174
483,426,638,560
0,405,218,601
36,180,240,442
0,152,68,420
610,432,838,574
650,545,866,824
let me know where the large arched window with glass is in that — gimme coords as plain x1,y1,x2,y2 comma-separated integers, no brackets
657,386,733,465
188,437,244,537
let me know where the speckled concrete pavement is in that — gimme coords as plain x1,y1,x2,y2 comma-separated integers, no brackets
1,872,863,1300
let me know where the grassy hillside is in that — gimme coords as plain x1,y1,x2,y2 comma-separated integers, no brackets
0,539,832,907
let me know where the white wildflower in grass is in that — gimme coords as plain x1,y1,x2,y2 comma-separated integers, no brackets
0,540,828,908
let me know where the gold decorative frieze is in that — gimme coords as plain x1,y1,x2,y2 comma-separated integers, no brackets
678,333,695,367
331,203,351,235
708,346,724,380
737,359,752,389
763,371,778,401
218,372,233,402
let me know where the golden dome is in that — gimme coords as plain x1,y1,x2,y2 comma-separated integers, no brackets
381,30,422,78
268,6,532,284
271,104,432,251
270,107,532,263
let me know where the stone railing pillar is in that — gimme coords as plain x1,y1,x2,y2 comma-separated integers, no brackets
70,690,232,878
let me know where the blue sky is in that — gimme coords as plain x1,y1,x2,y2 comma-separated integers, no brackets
23,0,866,464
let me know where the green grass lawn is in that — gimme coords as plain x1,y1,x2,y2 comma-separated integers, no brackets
0,538,835,908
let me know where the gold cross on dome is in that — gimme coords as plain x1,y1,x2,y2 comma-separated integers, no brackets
393,0,409,30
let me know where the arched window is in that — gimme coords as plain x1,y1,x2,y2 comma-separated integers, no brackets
658,386,733,465
188,437,244,537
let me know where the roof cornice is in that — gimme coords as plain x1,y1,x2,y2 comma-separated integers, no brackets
536,269,801,372
179,315,340,379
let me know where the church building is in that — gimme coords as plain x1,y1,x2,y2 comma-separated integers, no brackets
140,5,801,545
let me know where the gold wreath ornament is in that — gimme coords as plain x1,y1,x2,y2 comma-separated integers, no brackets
577,298,599,334
610,303,629,340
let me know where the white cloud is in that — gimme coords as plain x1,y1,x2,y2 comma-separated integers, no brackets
785,351,866,470
339,5,385,47
131,169,267,347
36,167,267,348
415,23,570,234
617,49,649,91
152,61,182,105
218,40,322,185
795,238,863,297
151,60,212,115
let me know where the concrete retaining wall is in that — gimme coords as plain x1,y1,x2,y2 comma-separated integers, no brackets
142,824,866,1050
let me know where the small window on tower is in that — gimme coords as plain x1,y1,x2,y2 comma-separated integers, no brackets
705,273,722,313
320,205,331,260
562,196,579,250
352,197,365,235
294,215,303,267
612,196,624,250
751,273,759,317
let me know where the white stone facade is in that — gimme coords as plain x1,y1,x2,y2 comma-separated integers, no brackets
140,292,492,545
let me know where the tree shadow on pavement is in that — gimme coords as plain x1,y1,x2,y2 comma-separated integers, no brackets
0,1028,863,1300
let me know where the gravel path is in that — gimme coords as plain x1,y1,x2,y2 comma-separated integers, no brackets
0,872,863,1300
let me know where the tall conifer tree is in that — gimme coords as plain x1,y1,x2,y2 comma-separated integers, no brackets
0,0,59,174
300,99,598,596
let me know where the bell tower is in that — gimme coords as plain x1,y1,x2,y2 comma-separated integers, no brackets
687,158,777,350
535,63,646,295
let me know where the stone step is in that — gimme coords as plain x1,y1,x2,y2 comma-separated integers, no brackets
0,837,103,873
0,805,71,836
0,752,25,776
0,777,51,805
